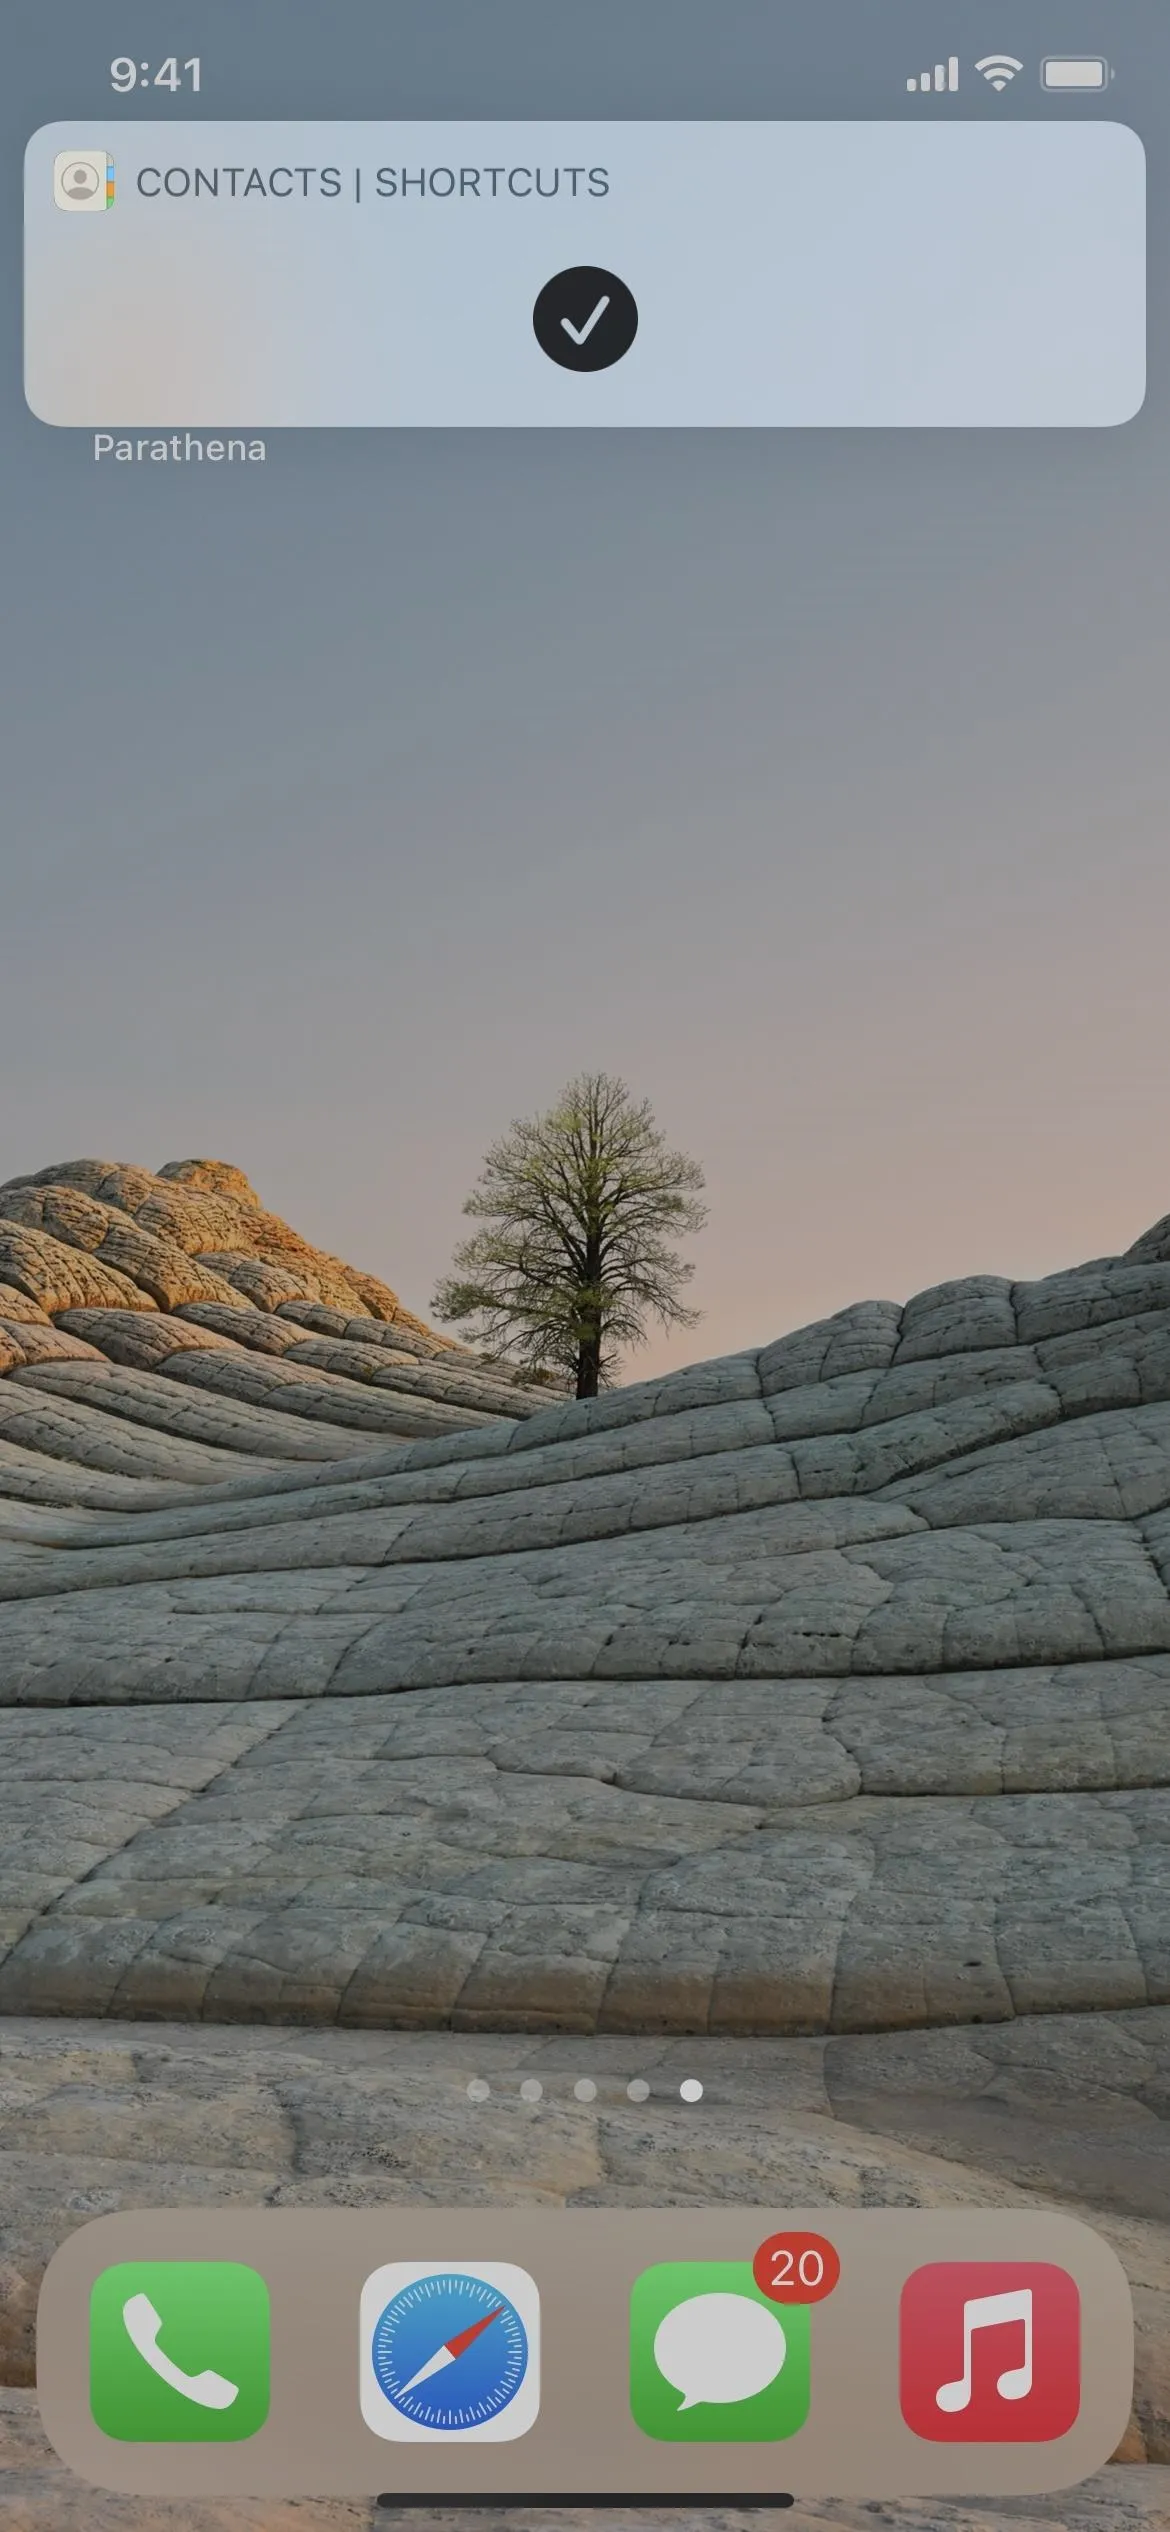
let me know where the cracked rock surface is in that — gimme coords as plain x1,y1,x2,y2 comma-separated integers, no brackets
3,1170,1170,2524
1,1168,1170,2040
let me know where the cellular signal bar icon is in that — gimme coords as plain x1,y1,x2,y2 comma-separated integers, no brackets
907,59,959,94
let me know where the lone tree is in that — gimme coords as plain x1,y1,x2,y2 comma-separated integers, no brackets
432,1072,707,1399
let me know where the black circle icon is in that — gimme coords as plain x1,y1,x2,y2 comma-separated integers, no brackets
532,268,639,373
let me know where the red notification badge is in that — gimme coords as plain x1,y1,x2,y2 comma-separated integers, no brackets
753,2230,841,2305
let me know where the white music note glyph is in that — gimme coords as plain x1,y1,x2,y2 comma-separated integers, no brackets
935,2288,1033,2413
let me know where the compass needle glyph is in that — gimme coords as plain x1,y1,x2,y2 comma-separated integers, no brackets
399,2304,506,2395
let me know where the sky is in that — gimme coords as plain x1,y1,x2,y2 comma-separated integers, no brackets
3,0,1169,1376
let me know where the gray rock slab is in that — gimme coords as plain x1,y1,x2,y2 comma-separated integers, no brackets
2,1208,1170,2301
160,1351,498,1437
0,1689,1166,2033
6,1365,368,1461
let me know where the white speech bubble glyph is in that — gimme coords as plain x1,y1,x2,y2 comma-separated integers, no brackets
653,2291,787,2411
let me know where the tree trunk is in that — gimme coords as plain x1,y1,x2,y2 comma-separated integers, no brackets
575,1334,601,1400
576,1208,605,1400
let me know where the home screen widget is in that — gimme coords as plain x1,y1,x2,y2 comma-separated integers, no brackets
360,2263,540,2442
89,2262,270,2443
629,2262,811,2442
900,2262,1081,2443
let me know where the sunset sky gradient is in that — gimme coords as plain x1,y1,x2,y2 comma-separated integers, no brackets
4,0,1169,1375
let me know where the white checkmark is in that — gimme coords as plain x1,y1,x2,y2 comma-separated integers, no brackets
561,295,610,345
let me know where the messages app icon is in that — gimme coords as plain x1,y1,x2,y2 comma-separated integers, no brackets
630,2262,810,2441
90,2262,269,2442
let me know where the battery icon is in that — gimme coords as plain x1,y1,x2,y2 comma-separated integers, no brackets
1041,56,1111,90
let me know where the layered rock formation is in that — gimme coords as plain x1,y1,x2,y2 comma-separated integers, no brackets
0,1164,1164,2035
0,1164,1168,2037
2,1162,1169,2521
0,1155,556,1463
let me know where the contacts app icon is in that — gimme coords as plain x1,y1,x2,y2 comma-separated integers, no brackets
53,150,114,210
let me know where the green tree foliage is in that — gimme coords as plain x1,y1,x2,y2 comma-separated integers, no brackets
432,1073,708,1400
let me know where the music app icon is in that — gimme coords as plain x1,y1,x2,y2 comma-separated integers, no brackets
900,2262,1080,2443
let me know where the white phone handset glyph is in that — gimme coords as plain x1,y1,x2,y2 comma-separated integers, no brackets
121,2293,240,2410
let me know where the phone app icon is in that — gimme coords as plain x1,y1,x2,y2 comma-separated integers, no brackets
360,2263,540,2442
89,2262,269,2443
900,2262,1081,2443
629,2262,810,2442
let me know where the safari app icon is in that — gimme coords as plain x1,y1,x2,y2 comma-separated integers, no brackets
361,2263,540,2443
629,2262,810,2442
53,150,114,210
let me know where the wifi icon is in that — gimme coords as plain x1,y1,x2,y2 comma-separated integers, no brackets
976,54,1024,90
